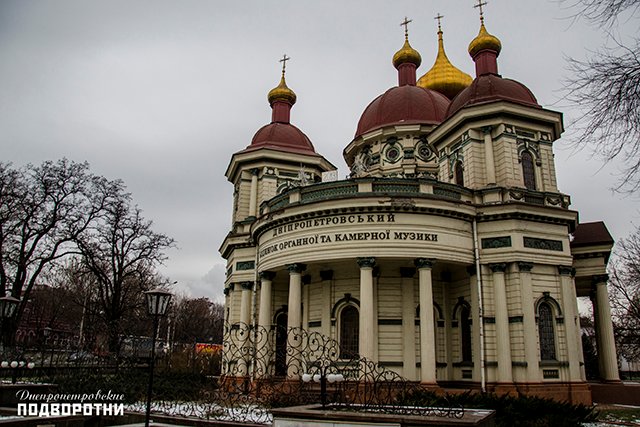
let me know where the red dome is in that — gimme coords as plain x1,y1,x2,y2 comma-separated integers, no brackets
355,85,450,138
447,74,540,117
245,122,316,154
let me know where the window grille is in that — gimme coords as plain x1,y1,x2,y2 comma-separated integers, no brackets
522,151,536,190
339,305,359,358
538,302,556,361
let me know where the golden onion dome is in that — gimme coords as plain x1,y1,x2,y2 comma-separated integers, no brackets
267,74,297,106
468,22,502,58
418,29,473,99
393,37,422,69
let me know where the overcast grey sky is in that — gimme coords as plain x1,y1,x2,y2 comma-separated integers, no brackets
1,0,637,301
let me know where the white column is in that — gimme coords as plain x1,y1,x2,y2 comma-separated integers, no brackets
237,282,253,376
415,258,436,384
357,257,376,361
519,262,542,382
468,266,481,382
490,263,513,383
256,272,275,377
401,267,417,380
558,266,582,381
239,282,253,326
286,264,305,332
482,126,496,185
286,263,305,379
593,274,620,382
257,272,275,330
248,168,259,218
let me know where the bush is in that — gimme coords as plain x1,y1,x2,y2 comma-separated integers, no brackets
400,389,598,427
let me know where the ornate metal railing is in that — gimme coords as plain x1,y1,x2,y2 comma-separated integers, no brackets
1,324,463,424
210,323,464,423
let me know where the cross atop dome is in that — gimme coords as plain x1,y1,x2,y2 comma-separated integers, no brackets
400,16,412,39
434,13,444,32
279,54,290,76
474,0,488,24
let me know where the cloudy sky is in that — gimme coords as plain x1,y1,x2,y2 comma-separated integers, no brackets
1,0,637,301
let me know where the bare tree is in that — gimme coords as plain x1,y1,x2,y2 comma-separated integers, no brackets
76,191,175,354
608,226,640,363
562,0,640,192
0,160,119,346
172,297,224,344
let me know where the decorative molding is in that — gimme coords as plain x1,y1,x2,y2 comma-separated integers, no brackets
557,265,573,276
509,316,524,323
259,271,276,281
286,263,307,274
481,236,512,249
223,288,230,296
517,262,534,272
483,317,496,324
414,258,435,269
330,293,360,319
512,361,528,367
308,321,321,328
489,263,507,273
524,237,563,252
357,257,376,268
240,281,254,291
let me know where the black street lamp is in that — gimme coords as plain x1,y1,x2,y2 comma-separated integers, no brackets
144,288,172,427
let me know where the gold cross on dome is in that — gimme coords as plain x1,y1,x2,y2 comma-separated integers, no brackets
279,54,290,75
434,13,444,31
400,16,412,38
474,0,488,23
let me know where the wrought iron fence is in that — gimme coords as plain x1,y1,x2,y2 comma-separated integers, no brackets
0,323,463,424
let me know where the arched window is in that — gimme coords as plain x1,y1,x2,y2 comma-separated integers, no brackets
538,302,556,361
521,151,536,190
455,161,464,186
339,305,359,358
460,305,472,362
274,311,288,376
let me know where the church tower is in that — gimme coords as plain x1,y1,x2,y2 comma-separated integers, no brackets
221,57,335,324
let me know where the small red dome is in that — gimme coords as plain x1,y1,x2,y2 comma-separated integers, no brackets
246,122,316,154
447,74,540,117
355,85,450,137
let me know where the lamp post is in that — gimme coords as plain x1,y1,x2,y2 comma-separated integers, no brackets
144,288,172,427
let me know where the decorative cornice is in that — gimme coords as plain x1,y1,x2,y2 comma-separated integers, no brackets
357,257,376,268
518,262,533,272
557,265,573,276
414,258,435,269
259,271,276,281
489,263,507,273
286,263,306,274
